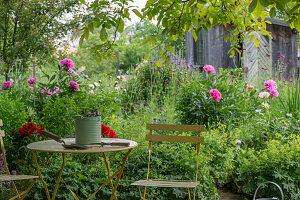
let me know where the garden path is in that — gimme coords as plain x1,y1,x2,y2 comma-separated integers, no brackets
218,188,250,200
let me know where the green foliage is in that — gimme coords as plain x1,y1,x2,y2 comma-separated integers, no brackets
176,68,259,126
0,0,81,78
0,92,29,135
233,135,300,200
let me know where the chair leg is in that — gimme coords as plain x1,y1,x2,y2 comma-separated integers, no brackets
9,179,37,200
138,186,147,200
187,188,191,200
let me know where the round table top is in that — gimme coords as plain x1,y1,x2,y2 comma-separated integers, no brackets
27,138,138,154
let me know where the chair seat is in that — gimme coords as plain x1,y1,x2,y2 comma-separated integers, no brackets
0,175,39,181
131,179,199,188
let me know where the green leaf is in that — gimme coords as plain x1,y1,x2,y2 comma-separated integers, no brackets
117,19,124,33
166,45,174,53
84,28,89,40
79,0,85,4
100,27,108,41
248,0,257,13
192,29,198,41
172,34,177,41
253,0,263,19
157,59,162,67
141,38,151,45
132,9,143,18
151,37,155,46
294,16,300,32
79,34,85,47
112,55,118,62
254,38,259,47
270,7,276,18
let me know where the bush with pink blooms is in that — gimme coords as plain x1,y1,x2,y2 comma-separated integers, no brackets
177,67,259,125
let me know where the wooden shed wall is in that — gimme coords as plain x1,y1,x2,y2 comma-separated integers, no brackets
185,26,239,69
266,22,298,76
186,18,298,76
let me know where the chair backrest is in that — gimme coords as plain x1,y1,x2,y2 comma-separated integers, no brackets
0,119,11,176
145,124,205,182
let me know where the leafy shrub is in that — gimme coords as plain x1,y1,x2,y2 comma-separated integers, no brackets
176,68,259,126
232,135,300,200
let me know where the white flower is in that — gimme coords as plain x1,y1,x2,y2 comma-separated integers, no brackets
261,102,270,109
255,109,262,113
117,76,121,79
9,78,14,83
259,92,270,99
94,82,100,87
123,89,127,92
115,81,118,84
88,84,94,89
286,113,292,118
114,86,120,91
99,80,102,83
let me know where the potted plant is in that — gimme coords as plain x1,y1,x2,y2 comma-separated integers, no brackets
74,107,101,145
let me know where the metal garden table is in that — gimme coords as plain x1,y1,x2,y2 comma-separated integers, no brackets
27,138,138,200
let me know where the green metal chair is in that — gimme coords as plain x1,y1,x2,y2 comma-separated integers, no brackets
131,124,205,200
0,119,39,200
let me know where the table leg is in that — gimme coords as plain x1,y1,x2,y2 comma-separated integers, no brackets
32,151,51,200
52,153,66,200
109,149,132,200
102,152,117,200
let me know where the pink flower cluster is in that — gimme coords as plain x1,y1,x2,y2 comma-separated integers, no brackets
69,81,79,91
210,89,222,102
1,81,13,90
41,86,60,96
60,58,74,73
264,80,279,99
203,64,216,73
27,78,36,84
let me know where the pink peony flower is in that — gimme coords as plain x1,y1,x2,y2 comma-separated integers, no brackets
210,89,222,102
27,78,36,84
69,81,79,91
203,64,216,73
60,58,74,73
264,80,279,99
89,90,95,95
30,86,34,91
1,81,13,90
264,80,277,89
248,85,254,90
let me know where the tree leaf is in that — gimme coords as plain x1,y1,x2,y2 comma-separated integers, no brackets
254,38,259,47
79,34,85,47
141,38,151,45
294,16,300,32
253,0,263,19
117,19,124,33
248,0,257,13
151,37,155,46
100,27,108,41
166,45,174,53
132,9,143,18
157,59,162,67
192,29,198,41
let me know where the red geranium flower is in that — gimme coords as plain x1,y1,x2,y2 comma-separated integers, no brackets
101,124,117,138
14,122,45,138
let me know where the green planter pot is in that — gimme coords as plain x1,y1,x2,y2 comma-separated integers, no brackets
74,115,101,145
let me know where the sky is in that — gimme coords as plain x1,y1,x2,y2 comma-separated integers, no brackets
128,0,146,24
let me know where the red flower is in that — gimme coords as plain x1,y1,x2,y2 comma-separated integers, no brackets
101,124,117,138
14,122,45,138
